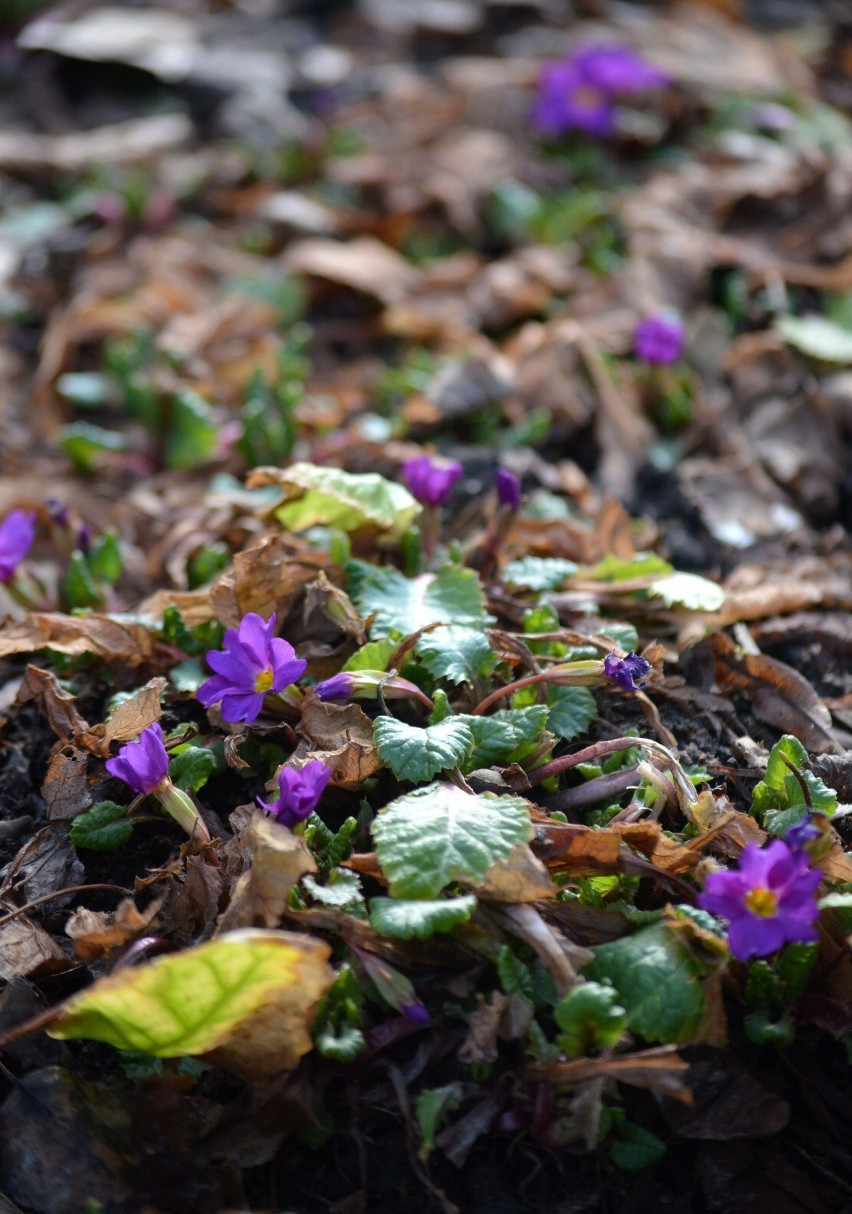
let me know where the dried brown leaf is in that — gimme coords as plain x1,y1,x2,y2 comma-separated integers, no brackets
79,677,165,758
218,812,316,932
42,748,91,822
283,236,419,305
15,665,89,740
472,843,554,903
529,1045,693,1104
0,916,67,982
210,535,330,630
292,698,382,790
0,615,158,667
65,897,164,963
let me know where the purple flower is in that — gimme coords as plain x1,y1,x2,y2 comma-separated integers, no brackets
0,509,35,581
634,314,685,365
105,722,169,796
785,815,822,852
400,1000,431,1026
402,456,463,508
698,840,822,961
603,651,650,692
258,759,332,829
495,469,521,512
197,613,307,724
314,673,353,702
533,44,668,139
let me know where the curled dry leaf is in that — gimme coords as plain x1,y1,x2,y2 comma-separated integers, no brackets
529,1044,692,1104
15,665,89,741
41,747,91,822
291,697,382,790
0,614,158,668
209,535,331,631
472,842,554,903
282,235,420,306
65,896,164,963
0,916,67,982
218,812,317,932
79,677,165,758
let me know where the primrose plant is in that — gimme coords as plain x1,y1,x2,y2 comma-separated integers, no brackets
106,722,211,842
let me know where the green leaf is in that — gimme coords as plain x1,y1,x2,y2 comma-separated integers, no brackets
343,638,396,673
270,462,420,539
165,391,220,470
416,626,497,687
502,556,578,591
315,1022,366,1062
457,706,550,769
777,314,852,364
87,531,123,584
168,746,217,793
58,421,129,472
56,372,111,408
351,563,488,638
48,929,334,1074
496,946,533,999
169,658,206,692
609,1122,666,1173
586,553,672,581
545,685,597,741
415,1084,464,1157
302,869,364,910
599,622,640,652
751,734,837,822
61,550,104,610
372,782,534,899
554,981,626,1057
69,801,133,851
369,895,477,939
647,573,725,612
586,922,708,1044
373,717,474,783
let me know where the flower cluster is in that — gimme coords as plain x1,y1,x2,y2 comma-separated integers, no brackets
533,44,669,139
698,839,821,961
197,613,306,724
259,760,331,829
634,313,685,365
0,510,35,582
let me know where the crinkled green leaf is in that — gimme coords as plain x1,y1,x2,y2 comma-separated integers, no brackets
48,929,333,1075
554,981,626,1057
373,716,474,783
497,946,533,999
165,391,220,470
609,1123,667,1173
457,706,550,769
169,746,217,793
343,638,396,673
369,894,477,939
372,782,534,899
69,801,133,851
268,462,420,538
647,573,725,612
777,314,852,364
586,922,708,1044
502,556,578,591
751,734,836,822
352,563,488,638
416,626,497,686
302,868,364,910
545,685,597,741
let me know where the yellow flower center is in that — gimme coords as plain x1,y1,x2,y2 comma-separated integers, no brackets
573,85,605,111
254,668,274,693
744,886,778,918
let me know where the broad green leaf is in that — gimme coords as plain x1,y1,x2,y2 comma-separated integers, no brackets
69,801,133,851
609,1123,666,1173
586,553,672,581
545,685,597,741
777,314,852,364
302,868,363,909
416,626,497,686
598,622,639,652
343,638,396,673
261,462,420,539
87,531,123,585
372,782,534,899
751,734,836,822
48,929,334,1078
586,922,708,1044
554,981,626,1057
373,716,474,782
369,895,477,939
502,556,578,591
169,746,216,793
58,421,129,473
165,391,220,470
457,706,550,769
647,573,725,612
61,550,104,610
352,563,488,638
416,1084,464,1157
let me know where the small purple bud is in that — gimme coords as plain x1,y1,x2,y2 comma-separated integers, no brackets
46,498,70,528
77,525,93,556
0,509,36,582
314,673,354,702
258,760,332,829
400,1000,431,1026
634,314,685,365
495,469,521,512
784,815,822,852
402,455,463,508
603,651,651,692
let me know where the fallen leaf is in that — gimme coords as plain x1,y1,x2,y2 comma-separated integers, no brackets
292,698,383,790
0,615,158,668
218,812,317,931
41,747,91,822
472,842,554,902
65,897,164,963
79,677,165,757
529,1045,692,1104
0,916,67,982
15,665,89,740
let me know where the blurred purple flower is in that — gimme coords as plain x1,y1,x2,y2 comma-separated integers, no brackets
533,44,669,139
698,839,822,961
0,509,35,581
403,456,462,508
197,613,306,724
314,673,353,701
785,815,822,852
495,468,521,512
105,722,169,796
259,760,332,829
400,1000,431,1026
603,651,650,692
634,314,685,364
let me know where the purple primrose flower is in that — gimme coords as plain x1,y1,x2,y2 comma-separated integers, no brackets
698,839,822,961
314,673,353,702
402,456,463,508
603,651,650,692
495,468,521,512
197,613,307,724
634,313,685,365
259,759,332,829
0,509,36,581
533,44,669,139
785,815,822,852
105,722,169,795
